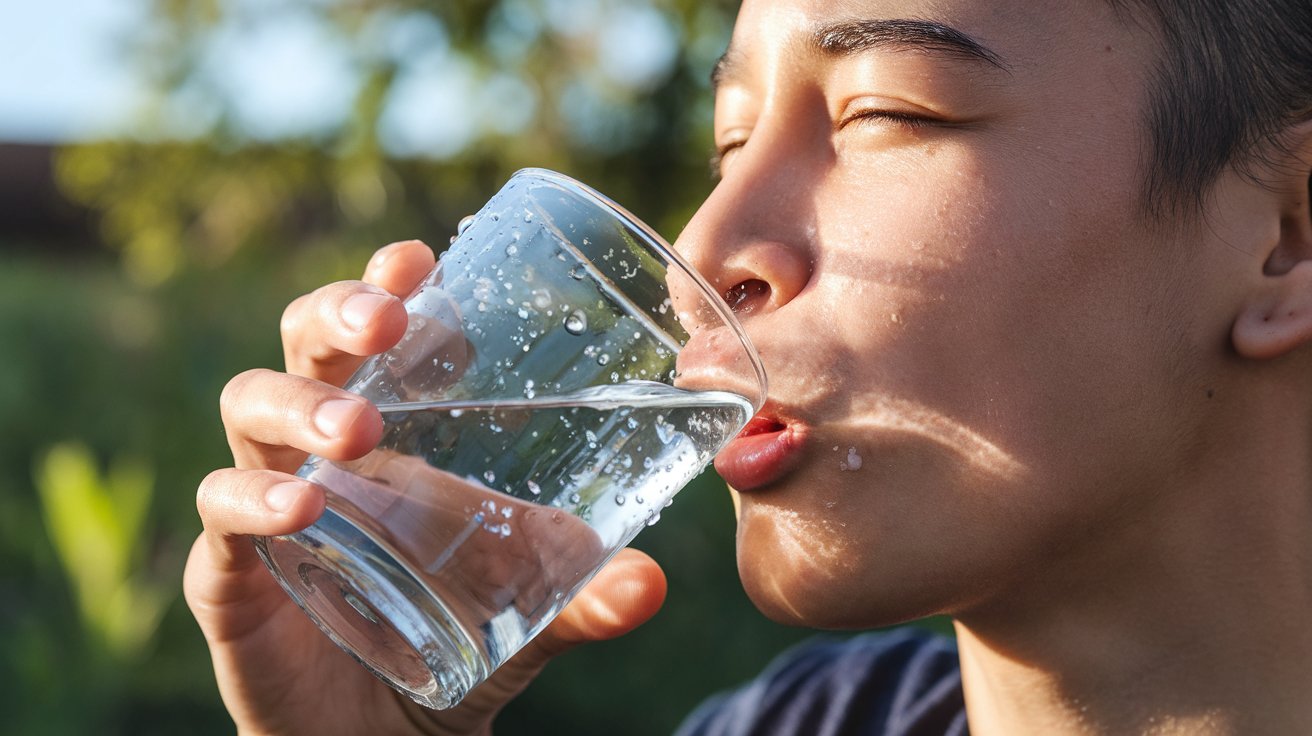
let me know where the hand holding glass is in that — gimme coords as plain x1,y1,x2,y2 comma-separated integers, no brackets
254,170,766,709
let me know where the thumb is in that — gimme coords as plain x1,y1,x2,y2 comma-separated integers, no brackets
443,548,666,722
532,547,668,656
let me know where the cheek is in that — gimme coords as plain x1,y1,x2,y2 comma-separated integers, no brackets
735,147,1206,623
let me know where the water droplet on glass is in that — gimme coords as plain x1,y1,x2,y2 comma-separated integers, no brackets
564,310,588,335
517,307,530,320
506,244,519,256
643,457,654,470
569,492,581,504
569,265,586,280
646,512,662,527
634,494,645,505
655,419,676,444
841,447,864,471
527,480,541,496
450,409,464,418
512,230,523,242
523,210,535,223
457,215,476,235
524,380,536,399
532,289,552,310
615,494,627,506
483,470,496,485
597,353,611,366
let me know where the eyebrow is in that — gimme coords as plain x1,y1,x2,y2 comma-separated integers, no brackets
712,17,1008,90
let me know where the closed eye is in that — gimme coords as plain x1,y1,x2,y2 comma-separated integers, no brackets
838,108,936,131
710,139,749,180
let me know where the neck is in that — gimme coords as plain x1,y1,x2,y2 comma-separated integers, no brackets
953,403,1312,735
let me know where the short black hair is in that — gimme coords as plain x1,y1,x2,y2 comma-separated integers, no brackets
1110,0,1312,219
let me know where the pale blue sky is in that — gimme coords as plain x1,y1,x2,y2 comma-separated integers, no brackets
0,0,681,152
0,0,149,142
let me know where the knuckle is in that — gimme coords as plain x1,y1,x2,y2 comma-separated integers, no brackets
280,294,312,342
219,368,272,422
196,468,233,519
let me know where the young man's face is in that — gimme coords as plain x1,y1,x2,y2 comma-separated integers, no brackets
677,0,1256,626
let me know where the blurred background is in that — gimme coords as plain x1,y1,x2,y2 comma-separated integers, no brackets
2,1,952,733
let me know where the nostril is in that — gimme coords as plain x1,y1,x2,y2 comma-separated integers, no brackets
724,279,771,314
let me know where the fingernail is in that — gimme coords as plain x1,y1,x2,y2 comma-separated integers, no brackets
315,398,364,438
266,481,304,513
341,293,392,332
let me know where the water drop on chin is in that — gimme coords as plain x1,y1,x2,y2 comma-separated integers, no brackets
457,215,476,235
842,447,863,471
564,310,588,335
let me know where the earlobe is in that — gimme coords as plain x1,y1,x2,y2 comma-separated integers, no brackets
1233,261,1312,360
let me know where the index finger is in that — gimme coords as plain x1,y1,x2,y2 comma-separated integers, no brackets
282,240,436,385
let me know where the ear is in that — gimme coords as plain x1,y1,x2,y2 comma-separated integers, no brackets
1231,120,1312,361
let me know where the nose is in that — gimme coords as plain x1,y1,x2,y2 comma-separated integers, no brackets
672,132,816,320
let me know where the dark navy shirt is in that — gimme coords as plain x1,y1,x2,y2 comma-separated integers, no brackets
675,629,968,736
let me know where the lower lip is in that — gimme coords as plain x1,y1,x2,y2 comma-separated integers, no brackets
714,422,807,492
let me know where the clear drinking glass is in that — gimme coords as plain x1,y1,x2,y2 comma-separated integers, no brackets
254,169,766,709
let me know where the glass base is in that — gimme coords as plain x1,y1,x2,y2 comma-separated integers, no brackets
253,507,487,710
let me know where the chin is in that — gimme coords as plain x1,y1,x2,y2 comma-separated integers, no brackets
736,557,943,630
733,503,959,630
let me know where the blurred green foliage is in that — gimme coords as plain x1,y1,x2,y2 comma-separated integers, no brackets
35,443,169,661
2,0,873,733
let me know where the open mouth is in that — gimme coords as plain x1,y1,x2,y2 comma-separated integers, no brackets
714,410,806,492
738,415,787,439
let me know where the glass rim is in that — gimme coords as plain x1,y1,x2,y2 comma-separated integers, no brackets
510,167,768,412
